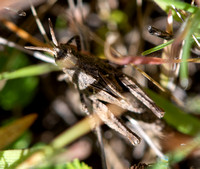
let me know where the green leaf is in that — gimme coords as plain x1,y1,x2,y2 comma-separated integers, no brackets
110,10,128,25
0,149,30,169
146,89,200,136
56,15,67,29
0,47,59,110
109,10,130,31
0,48,30,72
8,131,32,149
0,63,59,110
0,77,39,110
66,159,91,169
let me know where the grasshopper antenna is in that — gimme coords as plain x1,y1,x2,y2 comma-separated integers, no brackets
24,46,56,56
25,1,57,56
48,18,58,47
0,37,55,64
25,19,59,56
28,0,51,44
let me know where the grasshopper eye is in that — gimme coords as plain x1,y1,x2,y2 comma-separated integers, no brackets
63,45,72,54
54,48,65,59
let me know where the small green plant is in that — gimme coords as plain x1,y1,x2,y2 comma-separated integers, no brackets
66,159,91,169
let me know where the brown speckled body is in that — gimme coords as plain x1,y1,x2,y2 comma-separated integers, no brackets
25,24,164,145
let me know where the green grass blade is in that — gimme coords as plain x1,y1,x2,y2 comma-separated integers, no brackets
146,89,200,136
0,63,59,80
180,10,200,87
142,40,173,56
154,0,198,14
50,117,92,150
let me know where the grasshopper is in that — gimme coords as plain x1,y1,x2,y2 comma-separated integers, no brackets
25,19,164,146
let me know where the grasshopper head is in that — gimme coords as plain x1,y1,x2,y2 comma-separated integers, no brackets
25,18,78,69
54,44,78,69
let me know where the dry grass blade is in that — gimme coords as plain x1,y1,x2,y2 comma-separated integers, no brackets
0,114,37,149
160,9,177,91
0,18,49,47
29,1,50,44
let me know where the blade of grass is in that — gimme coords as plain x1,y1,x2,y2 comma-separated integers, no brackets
154,0,198,14
0,19,50,47
0,63,59,81
142,39,173,56
50,116,93,150
180,9,200,87
0,114,37,149
146,89,200,136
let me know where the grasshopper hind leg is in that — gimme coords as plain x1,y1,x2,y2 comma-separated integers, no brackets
79,94,108,169
119,75,164,118
92,100,141,146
